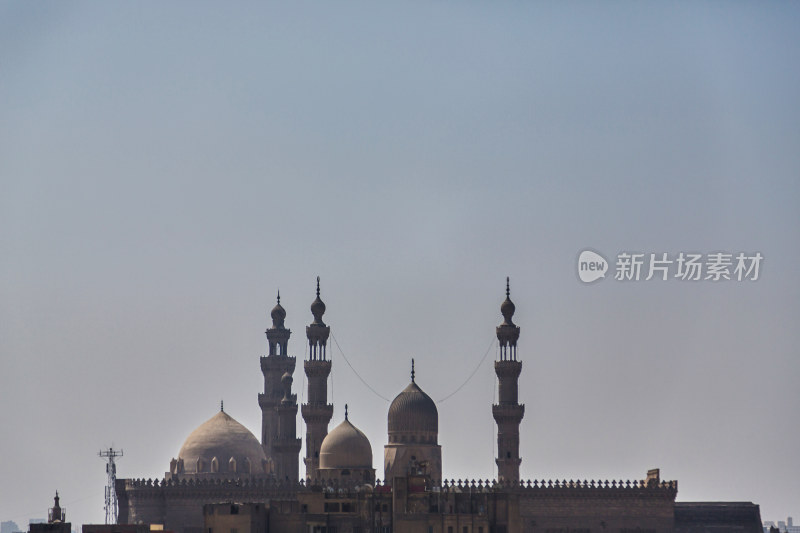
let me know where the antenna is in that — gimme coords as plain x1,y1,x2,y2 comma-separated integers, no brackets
99,447,123,524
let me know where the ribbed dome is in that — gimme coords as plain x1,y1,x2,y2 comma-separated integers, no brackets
319,418,373,469
388,381,438,435
178,410,266,475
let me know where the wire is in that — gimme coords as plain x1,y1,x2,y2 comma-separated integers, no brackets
436,337,496,403
330,333,497,405
330,333,391,402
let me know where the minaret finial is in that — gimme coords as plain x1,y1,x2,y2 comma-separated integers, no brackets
411,358,415,382
277,289,280,304
220,399,224,412
345,403,349,420
506,276,510,298
316,276,320,297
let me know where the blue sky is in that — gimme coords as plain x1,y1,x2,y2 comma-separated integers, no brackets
1,1,798,527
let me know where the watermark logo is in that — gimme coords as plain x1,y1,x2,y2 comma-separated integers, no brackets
577,250,609,283
577,250,763,283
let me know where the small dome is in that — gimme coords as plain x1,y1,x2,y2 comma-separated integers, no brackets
388,381,438,436
271,302,286,326
319,418,373,470
310,276,326,325
310,296,326,321
178,410,266,475
500,297,515,325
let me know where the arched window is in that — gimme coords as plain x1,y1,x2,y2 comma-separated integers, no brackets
211,457,219,473
244,458,252,474
229,457,237,473
197,458,205,473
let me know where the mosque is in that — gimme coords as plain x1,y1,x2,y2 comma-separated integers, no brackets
116,279,762,533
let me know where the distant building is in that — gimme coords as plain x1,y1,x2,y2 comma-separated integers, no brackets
764,517,799,533
116,280,764,533
1,521,22,533
29,493,70,533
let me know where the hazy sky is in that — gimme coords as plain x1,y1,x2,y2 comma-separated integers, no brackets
1,1,798,528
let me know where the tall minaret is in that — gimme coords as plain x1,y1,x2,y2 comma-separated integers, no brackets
273,370,302,481
493,277,525,482
301,277,334,480
259,292,300,480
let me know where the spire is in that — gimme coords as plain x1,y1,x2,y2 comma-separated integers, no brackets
310,276,326,326
497,277,520,361
270,290,287,330
49,490,64,523
501,276,516,326
266,288,291,356
411,358,415,382
306,276,330,360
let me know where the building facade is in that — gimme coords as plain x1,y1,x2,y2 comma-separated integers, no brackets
116,280,762,533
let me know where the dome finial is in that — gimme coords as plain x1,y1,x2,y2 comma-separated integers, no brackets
310,276,327,325
270,290,287,329
345,403,349,420
220,399,224,412
500,278,516,326
411,358,415,382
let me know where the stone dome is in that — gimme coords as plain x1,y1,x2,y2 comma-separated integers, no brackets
319,418,373,470
388,381,438,438
271,300,286,326
178,410,267,475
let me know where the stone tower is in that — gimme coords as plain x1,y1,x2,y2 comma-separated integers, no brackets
258,292,301,481
301,277,334,480
493,277,525,482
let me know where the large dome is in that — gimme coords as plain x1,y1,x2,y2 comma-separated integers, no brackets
388,381,438,442
319,418,372,470
177,410,267,476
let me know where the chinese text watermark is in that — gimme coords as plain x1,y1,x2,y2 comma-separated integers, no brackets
577,250,763,283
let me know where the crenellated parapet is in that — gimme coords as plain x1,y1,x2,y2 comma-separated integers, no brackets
260,355,297,382
304,359,332,379
437,477,677,496
301,403,334,423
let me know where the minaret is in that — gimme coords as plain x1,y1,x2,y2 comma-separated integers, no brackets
48,491,65,523
259,291,300,481
274,370,302,481
493,277,525,482
301,277,334,480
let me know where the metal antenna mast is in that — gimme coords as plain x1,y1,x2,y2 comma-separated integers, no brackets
98,447,123,524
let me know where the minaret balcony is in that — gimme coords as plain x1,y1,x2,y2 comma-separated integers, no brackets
492,403,525,423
